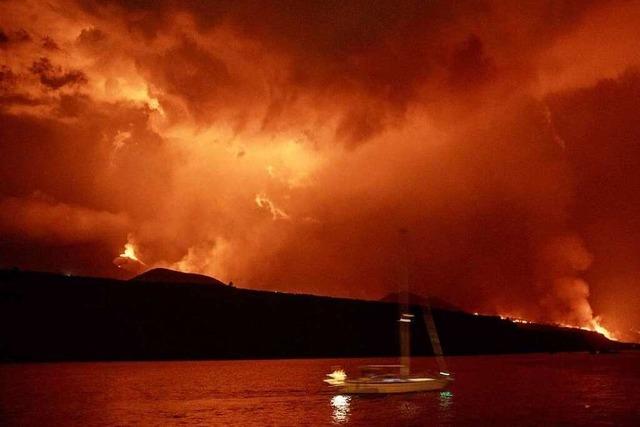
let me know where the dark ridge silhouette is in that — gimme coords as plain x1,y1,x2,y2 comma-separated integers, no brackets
380,292,462,312
0,269,634,362
131,268,228,286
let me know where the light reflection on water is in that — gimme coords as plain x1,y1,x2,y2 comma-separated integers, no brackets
397,398,420,419
330,394,351,423
329,390,455,424
1,354,639,426
439,390,454,410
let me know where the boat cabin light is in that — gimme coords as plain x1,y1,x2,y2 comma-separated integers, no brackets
399,313,414,323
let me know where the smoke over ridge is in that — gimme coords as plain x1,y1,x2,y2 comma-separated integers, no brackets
1,0,640,340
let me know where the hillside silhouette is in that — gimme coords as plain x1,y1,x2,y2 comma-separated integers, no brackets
131,268,228,286
380,292,462,311
0,269,632,362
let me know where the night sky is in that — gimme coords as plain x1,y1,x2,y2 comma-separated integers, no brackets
1,1,639,341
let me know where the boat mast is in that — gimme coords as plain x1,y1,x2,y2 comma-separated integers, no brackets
398,229,412,377
423,298,449,374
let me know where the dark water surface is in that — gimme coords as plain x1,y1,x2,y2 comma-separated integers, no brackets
1,353,639,426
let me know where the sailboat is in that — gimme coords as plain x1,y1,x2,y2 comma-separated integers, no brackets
325,230,453,394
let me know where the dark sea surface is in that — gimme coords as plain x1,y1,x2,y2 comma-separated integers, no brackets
1,353,639,426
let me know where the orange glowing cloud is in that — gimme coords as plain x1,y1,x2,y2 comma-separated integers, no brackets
1,0,640,342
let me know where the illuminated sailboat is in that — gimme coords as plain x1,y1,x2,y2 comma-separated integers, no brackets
325,230,453,394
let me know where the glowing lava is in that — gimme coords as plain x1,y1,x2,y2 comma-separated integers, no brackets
119,242,141,264
584,317,617,341
113,235,146,272
556,317,618,341
497,313,618,341
498,315,532,324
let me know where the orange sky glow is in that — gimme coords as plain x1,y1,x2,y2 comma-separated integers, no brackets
1,0,639,342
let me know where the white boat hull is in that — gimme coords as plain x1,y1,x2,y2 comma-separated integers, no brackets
337,377,450,394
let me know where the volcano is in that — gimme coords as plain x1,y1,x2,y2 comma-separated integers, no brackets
131,268,228,287
0,268,634,362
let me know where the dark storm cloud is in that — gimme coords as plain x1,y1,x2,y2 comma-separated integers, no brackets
1,0,639,340
74,1,604,107
29,57,88,90
41,36,60,51
335,108,388,148
0,193,130,244
152,38,232,114
0,65,16,90
448,35,496,90
76,27,107,46
0,28,32,48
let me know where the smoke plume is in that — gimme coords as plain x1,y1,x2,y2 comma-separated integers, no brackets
1,0,640,340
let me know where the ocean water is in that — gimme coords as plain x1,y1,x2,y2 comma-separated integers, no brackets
1,353,639,426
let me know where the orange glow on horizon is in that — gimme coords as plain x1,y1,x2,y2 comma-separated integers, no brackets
583,317,618,342
1,0,639,341
497,313,619,341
